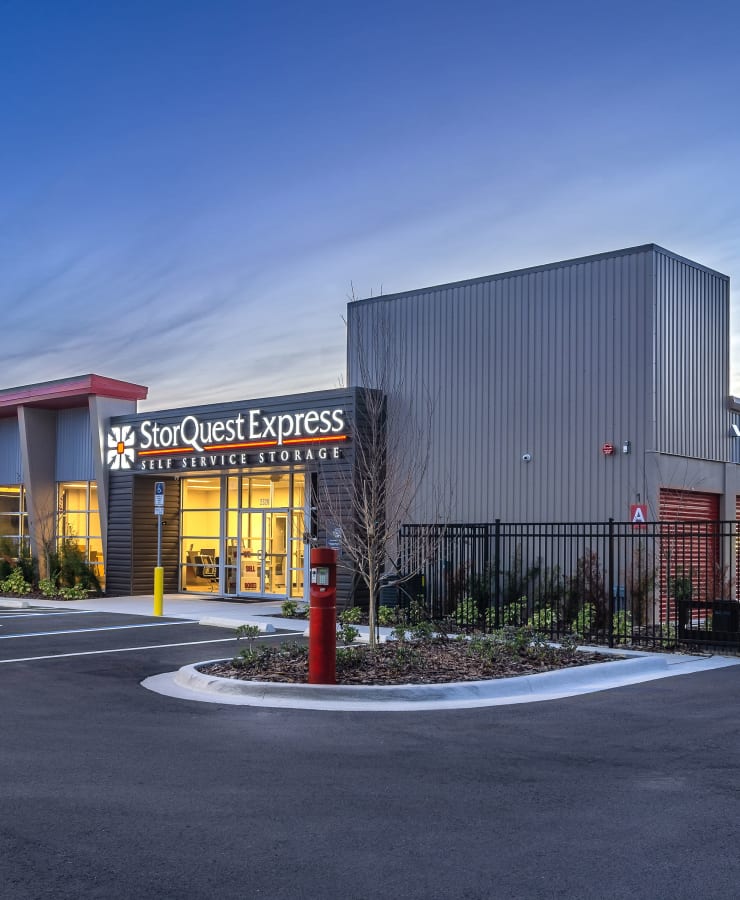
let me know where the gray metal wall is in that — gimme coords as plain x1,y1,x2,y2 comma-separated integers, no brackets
0,419,22,483
653,251,730,459
347,245,731,524
56,408,95,482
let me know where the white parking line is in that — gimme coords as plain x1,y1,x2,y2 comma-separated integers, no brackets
0,621,193,640
0,610,99,619
0,637,238,664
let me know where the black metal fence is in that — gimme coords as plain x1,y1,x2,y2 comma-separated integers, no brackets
397,520,740,652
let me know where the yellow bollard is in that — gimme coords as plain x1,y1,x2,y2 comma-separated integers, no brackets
153,567,164,616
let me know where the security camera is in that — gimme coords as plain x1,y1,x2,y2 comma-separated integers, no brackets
521,453,532,463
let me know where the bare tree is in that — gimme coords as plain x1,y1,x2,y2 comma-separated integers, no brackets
319,293,451,647
28,495,57,582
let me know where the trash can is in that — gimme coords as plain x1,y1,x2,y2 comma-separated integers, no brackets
711,599,740,634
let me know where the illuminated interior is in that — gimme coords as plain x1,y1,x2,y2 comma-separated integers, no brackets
57,482,104,586
0,485,27,557
180,472,306,598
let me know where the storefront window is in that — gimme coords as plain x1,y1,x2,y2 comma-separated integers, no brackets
57,482,104,586
180,477,221,591
180,472,307,597
0,485,27,557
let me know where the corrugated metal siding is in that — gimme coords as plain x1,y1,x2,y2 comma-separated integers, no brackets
348,248,655,522
731,411,740,464
56,408,95,481
105,474,134,594
0,419,23,483
132,476,180,594
653,251,730,460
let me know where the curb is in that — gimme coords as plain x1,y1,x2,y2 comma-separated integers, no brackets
0,598,31,609
198,616,275,633
141,652,740,712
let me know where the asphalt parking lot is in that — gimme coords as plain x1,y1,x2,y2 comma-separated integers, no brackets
0,607,248,667
2,606,740,900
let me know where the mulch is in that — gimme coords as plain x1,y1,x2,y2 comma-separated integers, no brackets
199,640,617,686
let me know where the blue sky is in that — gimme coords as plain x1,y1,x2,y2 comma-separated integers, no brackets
2,0,739,409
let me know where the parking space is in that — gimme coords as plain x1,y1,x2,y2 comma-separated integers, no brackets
0,607,295,669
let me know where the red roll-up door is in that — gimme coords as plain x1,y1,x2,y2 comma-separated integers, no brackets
658,489,721,615
659,489,720,522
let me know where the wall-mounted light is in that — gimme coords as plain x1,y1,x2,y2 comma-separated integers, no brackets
521,452,532,463
622,440,631,455
730,424,740,438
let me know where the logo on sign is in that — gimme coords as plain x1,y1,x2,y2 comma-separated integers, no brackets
107,425,136,470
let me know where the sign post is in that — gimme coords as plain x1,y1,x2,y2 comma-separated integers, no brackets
154,482,165,615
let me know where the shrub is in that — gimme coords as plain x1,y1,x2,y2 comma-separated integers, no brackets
452,597,495,628
612,610,633,645
340,606,363,625
571,602,597,637
51,541,101,593
526,606,554,633
1,567,31,595
337,623,359,644
501,597,527,626
281,600,299,617
59,584,90,601
39,576,59,598
236,624,261,641
377,605,396,626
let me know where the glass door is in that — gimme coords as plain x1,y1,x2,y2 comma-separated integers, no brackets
239,511,289,596
265,512,288,595
240,511,264,594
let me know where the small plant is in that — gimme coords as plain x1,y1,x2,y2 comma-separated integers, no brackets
668,573,693,603
0,567,31,596
526,607,554,633
558,632,580,653
38,576,59,597
570,602,596,637
501,597,527,626
467,634,501,663
410,619,437,643
296,603,310,617
451,597,497,629
339,606,363,625
377,605,396,626
336,645,361,668
611,610,633,645
337,623,359,644
236,624,261,641
391,624,408,643
58,584,90,601
281,599,299,618
659,620,677,647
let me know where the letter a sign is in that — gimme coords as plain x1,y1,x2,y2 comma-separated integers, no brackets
630,504,648,529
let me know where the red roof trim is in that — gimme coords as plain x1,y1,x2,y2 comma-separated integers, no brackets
0,374,148,410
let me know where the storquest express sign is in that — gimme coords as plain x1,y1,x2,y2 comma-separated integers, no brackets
107,406,348,471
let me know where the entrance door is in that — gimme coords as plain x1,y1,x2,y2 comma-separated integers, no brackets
239,511,289,597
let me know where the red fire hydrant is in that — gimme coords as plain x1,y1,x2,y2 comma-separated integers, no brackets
308,547,337,685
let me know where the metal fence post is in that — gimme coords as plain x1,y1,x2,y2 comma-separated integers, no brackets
607,518,615,648
493,519,501,630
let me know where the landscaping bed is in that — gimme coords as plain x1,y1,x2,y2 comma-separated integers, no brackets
200,631,619,686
